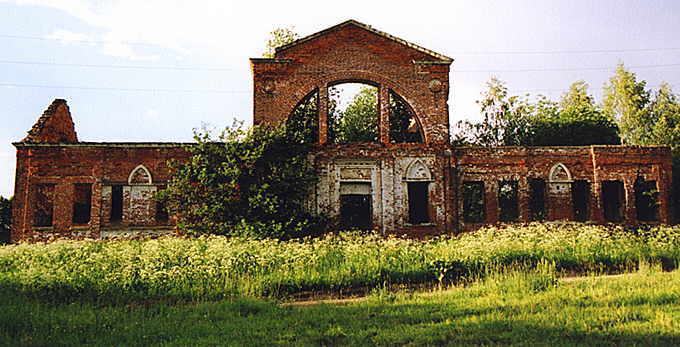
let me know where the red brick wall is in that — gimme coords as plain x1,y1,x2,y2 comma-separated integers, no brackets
11,144,190,242
252,23,451,145
454,146,673,232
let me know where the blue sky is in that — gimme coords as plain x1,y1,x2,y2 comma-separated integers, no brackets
1,0,680,197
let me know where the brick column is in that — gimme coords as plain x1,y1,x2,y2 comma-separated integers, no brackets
318,86,329,145
591,181,605,223
656,164,671,224
11,148,29,242
518,177,531,222
624,179,636,224
485,180,498,223
90,182,102,237
379,86,390,144
53,183,72,232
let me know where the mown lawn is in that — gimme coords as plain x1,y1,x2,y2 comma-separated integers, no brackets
1,267,678,346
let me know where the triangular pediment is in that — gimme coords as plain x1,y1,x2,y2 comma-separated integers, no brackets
275,19,453,63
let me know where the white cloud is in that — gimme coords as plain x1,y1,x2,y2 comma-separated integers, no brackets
45,29,93,44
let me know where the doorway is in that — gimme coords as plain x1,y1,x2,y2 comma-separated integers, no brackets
339,182,372,230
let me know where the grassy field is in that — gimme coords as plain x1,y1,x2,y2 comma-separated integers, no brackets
1,265,678,345
1,224,679,302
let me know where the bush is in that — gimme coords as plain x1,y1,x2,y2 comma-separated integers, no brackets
158,123,325,239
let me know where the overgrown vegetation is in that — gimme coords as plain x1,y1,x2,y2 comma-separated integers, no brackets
158,123,324,239
1,224,678,303
1,265,678,345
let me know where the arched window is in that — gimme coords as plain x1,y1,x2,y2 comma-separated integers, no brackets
287,89,318,144
389,91,423,143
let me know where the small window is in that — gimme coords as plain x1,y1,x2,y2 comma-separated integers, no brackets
408,182,430,224
72,184,92,224
529,179,546,221
33,184,55,227
463,181,485,223
499,180,519,222
110,185,123,223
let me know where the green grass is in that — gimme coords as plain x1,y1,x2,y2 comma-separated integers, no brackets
1,266,678,346
1,224,679,302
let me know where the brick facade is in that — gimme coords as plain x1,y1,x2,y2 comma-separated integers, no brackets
10,20,674,242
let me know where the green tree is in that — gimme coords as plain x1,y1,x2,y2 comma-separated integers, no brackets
602,63,652,144
0,196,10,244
330,87,379,143
452,78,533,146
529,81,620,146
648,83,680,152
263,27,299,58
158,123,324,239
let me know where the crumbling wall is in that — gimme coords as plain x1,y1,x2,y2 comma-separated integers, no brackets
11,143,190,242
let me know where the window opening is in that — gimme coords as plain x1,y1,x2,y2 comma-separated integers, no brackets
572,180,590,222
635,178,659,222
110,185,123,223
463,181,485,223
602,181,624,222
408,182,430,224
155,185,169,223
339,182,372,230
389,91,422,143
499,180,519,222
529,178,546,221
72,183,92,224
288,89,318,144
328,83,379,143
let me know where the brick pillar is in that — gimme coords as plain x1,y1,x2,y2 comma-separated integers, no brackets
624,178,636,224
379,86,390,144
53,183,72,232
656,165,671,224
591,181,605,223
90,182,102,237
318,86,328,145
485,180,498,223
518,177,531,222
11,148,29,242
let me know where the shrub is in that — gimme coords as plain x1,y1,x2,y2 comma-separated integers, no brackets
158,122,325,239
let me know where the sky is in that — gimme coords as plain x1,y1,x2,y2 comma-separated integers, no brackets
1,0,680,197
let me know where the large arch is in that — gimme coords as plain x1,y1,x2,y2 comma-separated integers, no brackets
284,70,430,144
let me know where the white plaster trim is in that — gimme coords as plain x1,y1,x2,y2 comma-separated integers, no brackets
549,163,572,183
404,159,432,181
128,165,153,185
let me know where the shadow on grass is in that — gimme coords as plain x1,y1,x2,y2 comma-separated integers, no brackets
2,286,679,346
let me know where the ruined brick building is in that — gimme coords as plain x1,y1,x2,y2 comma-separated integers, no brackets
11,20,673,242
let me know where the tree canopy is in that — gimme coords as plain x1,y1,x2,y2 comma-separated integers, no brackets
452,79,619,146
